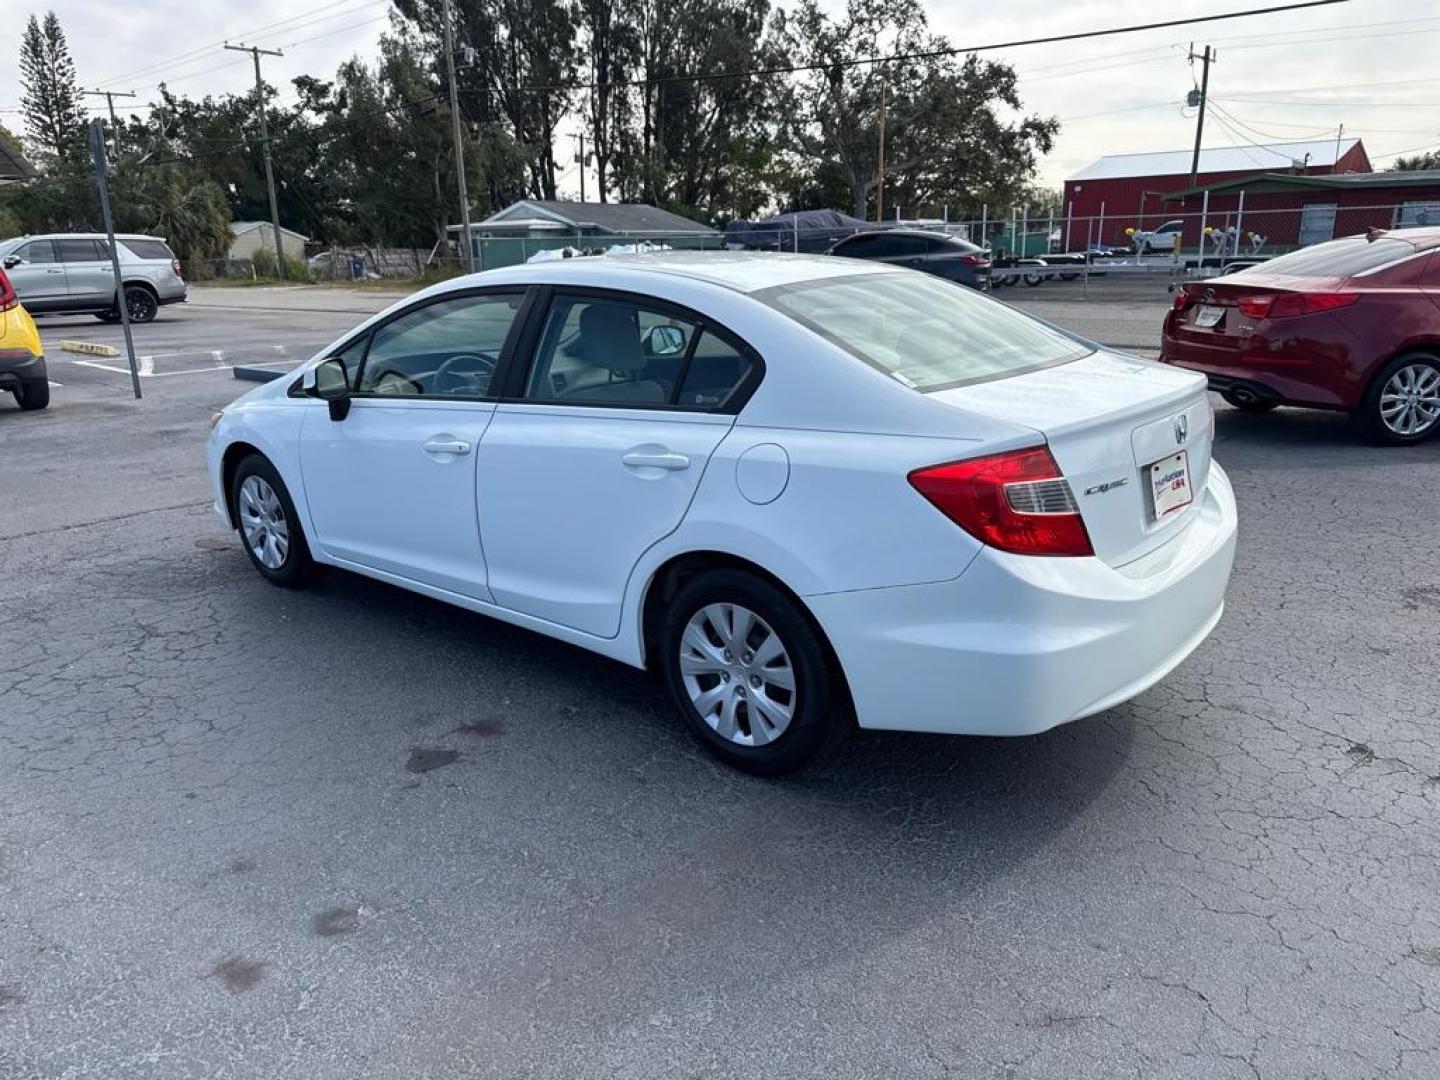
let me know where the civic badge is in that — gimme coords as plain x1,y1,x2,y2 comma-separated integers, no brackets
1175,415,1189,444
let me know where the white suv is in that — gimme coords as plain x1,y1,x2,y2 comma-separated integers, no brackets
0,233,187,323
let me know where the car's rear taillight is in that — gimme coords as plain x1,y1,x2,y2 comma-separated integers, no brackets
958,254,989,267
171,258,183,278
1237,292,1359,319
908,446,1094,557
1171,289,1193,311
0,269,16,313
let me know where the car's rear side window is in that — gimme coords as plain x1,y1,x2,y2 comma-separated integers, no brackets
54,239,109,262
760,272,1091,392
1245,236,1417,278
120,239,175,261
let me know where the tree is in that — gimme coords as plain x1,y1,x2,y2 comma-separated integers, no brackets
1391,151,1440,172
111,165,232,265
576,0,639,201
396,0,580,201
611,0,782,220
19,12,85,163
776,0,1057,220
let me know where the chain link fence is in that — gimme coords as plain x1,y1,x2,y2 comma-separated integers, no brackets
183,200,1436,298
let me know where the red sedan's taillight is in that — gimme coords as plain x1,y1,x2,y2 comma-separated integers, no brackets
1172,289,1193,311
1237,292,1359,319
909,446,1094,557
0,269,17,313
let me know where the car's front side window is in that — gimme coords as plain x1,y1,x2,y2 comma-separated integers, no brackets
16,240,56,264
355,292,523,398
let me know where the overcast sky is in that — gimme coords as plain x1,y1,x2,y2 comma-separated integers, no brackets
1,0,1435,198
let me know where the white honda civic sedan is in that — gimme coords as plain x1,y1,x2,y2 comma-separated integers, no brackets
206,252,1237,773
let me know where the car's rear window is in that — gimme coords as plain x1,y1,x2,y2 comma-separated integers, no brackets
1242,236,1416,278
759,272,1091,392
119,238,175,261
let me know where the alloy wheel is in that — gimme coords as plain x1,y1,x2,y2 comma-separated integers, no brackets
679,603,796,747
238,475,290,569
1379,363,1440,437
126,288,157,322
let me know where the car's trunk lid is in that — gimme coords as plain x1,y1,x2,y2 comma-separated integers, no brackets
929,350,1213,566
1171,272,1346,351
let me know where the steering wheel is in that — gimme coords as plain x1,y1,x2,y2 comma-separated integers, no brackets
433,351,498,395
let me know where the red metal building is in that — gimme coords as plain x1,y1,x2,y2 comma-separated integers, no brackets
1062,138,1371,248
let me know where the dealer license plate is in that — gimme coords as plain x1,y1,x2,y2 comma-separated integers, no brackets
1149,451,1194,521
1193,304,1224,328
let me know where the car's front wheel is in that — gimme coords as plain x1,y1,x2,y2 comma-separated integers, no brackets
229,454,319,587
658,569,847,774
1358,352,1440,445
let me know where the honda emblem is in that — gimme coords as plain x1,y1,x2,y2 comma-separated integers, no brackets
1175,415,1189,444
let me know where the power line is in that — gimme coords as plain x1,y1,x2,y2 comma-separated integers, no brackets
92,0,387,89
458,0,1354,96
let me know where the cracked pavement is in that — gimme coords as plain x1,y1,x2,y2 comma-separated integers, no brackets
1,287,1437,1078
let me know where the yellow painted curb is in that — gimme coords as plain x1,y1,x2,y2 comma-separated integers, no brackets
60,340,121,357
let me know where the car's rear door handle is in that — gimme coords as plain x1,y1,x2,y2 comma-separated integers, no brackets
622,450,690,471
423,436,471,456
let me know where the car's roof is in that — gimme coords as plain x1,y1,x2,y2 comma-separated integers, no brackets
2,232,166,243
475,251,903,294
1375,226,1440,248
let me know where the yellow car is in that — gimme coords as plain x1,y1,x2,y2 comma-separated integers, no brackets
0,267,47,410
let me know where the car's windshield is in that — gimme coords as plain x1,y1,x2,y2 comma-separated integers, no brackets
1243,235,1417,278
759,272,1092,392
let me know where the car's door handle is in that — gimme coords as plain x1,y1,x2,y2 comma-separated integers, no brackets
622,450,690,471
46,269,63,275
423,437,471,456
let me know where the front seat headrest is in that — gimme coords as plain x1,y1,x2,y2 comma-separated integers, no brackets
579,303,644,375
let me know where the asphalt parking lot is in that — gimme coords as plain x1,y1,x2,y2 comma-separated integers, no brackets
2,283,1438,1079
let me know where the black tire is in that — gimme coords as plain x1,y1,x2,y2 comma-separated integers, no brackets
1356,352,1440,446
228,453,320,588
658,569,848,775
1220,391,1279,414
95,310,122,323
14,377,49,411
123,286,158,324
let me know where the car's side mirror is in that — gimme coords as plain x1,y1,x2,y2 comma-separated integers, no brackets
645,324,687,357
303,356,351,421
2,255,20,269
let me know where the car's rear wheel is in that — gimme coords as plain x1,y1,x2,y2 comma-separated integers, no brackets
658,569,847,775
229,454,319,587
124,286,158,324
1220,390,1279,414
1358,353,1440,445
14,377,49,411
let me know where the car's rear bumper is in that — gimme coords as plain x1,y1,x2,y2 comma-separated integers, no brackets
0,350,46,384
808,463,1238,736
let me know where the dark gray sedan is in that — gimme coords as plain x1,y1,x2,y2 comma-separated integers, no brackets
826,229,991,290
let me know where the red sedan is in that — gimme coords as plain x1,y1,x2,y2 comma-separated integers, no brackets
1161,228,1440,444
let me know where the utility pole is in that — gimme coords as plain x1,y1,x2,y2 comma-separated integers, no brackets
87,119,140,400
443,0,475,273
1187,44,1214,190
82,90,136,154
225,43,286,279
575,134,587,203
876,76,887,223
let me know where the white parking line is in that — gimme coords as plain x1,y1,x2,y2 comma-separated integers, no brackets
65,358,237,378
